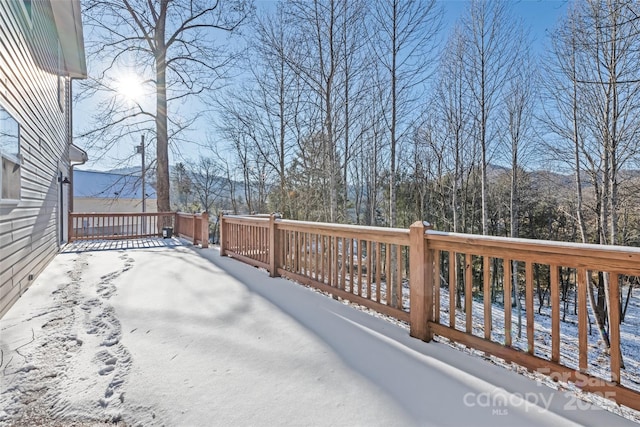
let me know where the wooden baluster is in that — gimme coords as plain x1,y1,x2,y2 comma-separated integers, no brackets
320,235,326,284
551,264,560,363
297,231,302,274
333,236,339,288
303,232,308,276
284,230,289,270
526,261,534,355
252,225,256,259
310,234,315,280
342,238,347,291
483,256,492,340
434,250,440,324
347,238,352,292
315,234,320,282
296,231,301,274
280,229,285,271
367,241,373,300
450,251,456,329
465,253,472,334
357,239,363,297
386,243,391,306
504,258,512,347
577,267,588,372
609,272,621,383
290,231,295,272
375,242,382,302
396,245,403,309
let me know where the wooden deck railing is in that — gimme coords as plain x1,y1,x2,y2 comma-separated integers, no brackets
426,230,639,411
68,212,176,241
69,211,209,248
221,214,411,321
175,212,209,248
219,214,640,412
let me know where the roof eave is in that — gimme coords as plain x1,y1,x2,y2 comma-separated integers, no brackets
70,143,88,165
50,0,87,79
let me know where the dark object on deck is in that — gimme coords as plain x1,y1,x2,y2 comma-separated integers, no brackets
162,227,173,238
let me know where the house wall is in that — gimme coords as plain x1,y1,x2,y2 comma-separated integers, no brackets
74,198,159,213
0,1,72,317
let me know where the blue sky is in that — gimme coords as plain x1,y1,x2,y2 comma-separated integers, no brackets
444,0,568,49
74,0,569,172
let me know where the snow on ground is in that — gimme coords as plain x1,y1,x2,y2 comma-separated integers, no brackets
433,282,640,391
0,239,638,426
335,265,640,423
431,284,640,424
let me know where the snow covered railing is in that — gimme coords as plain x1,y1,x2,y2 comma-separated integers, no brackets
68,211,209,248
220,215,640,413
220,214,412,322
426,230,640,412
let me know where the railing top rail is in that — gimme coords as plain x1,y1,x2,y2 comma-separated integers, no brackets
222,215,410,244
222,215,270,225
69,212,173,218
176,212,204,218
427,229,640,254
427,230,640,271
276,219,408,234
222,214,270,219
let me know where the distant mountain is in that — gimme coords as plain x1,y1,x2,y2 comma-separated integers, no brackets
528,170,574,190
77,167,142,176
73,169,157,199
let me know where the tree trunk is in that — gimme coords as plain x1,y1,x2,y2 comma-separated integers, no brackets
514,260,522,339
155,3,170,214
587,272,610,348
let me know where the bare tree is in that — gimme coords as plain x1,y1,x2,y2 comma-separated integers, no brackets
368,0,442,227
542,8,590,244
79,0,252,212
504,46,536,339
337,0,370,220
190,156,226,213
434,25,474,234
171,162,193,211
503,52,535,242
250,5,303,217
543,0,640,364
461,0,521,235
282,0,345,222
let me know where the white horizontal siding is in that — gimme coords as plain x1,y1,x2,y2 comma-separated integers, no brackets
0,0,73,318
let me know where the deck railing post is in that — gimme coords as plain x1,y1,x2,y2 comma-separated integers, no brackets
192,213,197,244
268,213,280,277
201,212,209,248
409,221,434,342
68,211,73,242
220,212,227,256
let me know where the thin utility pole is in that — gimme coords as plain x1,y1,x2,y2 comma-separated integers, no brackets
137,135,147,234
138,134,146,213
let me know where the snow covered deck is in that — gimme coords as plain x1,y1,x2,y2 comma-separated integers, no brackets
0,239,637,426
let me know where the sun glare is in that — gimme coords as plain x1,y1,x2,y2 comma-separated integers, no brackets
116,73,145,102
